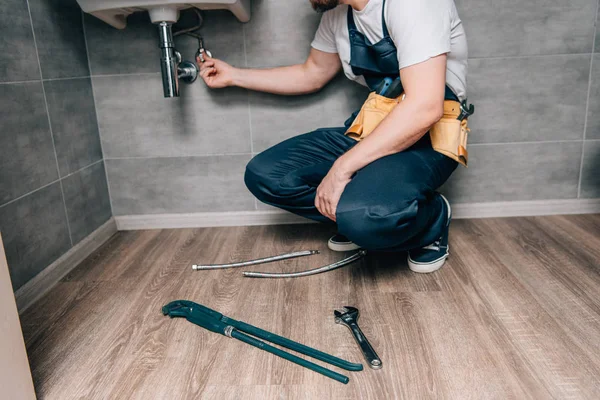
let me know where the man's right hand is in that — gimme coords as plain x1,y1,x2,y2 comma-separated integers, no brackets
197,52,236,89
196,48,341,95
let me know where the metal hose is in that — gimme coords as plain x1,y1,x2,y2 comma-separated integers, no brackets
173,8,204,37
192,250,319,270
243,250,367,278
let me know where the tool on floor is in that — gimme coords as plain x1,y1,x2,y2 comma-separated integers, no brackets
162,300,363,384
334,306,382,370
244,250,367,279
458,99,475,121
192,250,319,270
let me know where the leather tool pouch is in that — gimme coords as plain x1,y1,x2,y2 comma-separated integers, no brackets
345,93,470,167
346,92,401,140
429,101,470,167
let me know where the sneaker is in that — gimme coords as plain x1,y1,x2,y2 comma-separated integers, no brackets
328,233,361,252
407,194,451,273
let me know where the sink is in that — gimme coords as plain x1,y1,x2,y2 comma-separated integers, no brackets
77,0,251,97
77,0,251,28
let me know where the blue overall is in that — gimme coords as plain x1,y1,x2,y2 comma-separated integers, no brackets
244,1,458,251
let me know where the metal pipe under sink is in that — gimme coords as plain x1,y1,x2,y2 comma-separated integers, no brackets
157,21,198,98
157,21,179,97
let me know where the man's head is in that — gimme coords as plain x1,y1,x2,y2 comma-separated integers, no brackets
310,0,340,13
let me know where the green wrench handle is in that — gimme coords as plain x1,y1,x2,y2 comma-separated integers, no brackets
223,316,363,371
231,329,349,384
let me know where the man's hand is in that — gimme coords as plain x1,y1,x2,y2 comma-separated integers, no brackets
197,53,237,89
315,163,353,221
197,48,340,95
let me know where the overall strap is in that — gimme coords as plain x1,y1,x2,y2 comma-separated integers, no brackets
381,0,390,38
346,5,358,31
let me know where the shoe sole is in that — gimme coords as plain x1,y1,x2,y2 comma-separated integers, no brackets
328,241,361,252
407,245,449,273
407,194,452,274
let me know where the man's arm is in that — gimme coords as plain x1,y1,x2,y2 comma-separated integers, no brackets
336,55,447,174
198,48,342,95
315,55,448,220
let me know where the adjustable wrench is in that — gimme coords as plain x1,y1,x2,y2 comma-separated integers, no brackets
334,306,382,369
458,100,475,121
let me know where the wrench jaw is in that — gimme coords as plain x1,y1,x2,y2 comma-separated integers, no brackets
333,307,358,336
334,306,360,324
162,300,195,317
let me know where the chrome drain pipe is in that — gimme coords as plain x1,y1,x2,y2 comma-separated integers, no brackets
157,21,179,98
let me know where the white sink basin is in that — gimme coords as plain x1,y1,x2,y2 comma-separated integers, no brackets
77,0,251,28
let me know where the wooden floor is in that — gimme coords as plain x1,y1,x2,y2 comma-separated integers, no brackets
21,215,600,399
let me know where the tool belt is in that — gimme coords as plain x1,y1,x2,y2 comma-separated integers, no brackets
345,91,470,167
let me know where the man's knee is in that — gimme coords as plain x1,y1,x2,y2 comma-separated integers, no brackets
245,152,304,204
244,154,271,201
336,200,419,249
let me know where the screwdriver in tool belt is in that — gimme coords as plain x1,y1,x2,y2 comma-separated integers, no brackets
384,78,403,98
374,77,393,96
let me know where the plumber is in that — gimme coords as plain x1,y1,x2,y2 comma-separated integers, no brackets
197,0,468,273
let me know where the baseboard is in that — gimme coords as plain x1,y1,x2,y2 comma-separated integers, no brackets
15,218,118,313
115,210,311,230
115,198,600,231
451,198,600,219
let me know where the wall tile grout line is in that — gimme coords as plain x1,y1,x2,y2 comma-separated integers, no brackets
63,158,104,180
98,142,584,161
81,55,597,82
42,75,92,82
0,159,106,211
0,180,59,211
469,139,584,147
0,79,40,85
105,152,254,160
0,76,93,85
579,145,587,199
242,22,257,211
242,23,252,154
468,52,594,62
25,0,74,247
577,0,599,198
91,72,162,79
0,75,92,85
81,9,116,217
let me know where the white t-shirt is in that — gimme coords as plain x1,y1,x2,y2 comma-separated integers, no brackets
311,0,468,100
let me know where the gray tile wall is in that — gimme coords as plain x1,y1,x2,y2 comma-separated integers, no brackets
86,0,600,214
0,0,111,291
